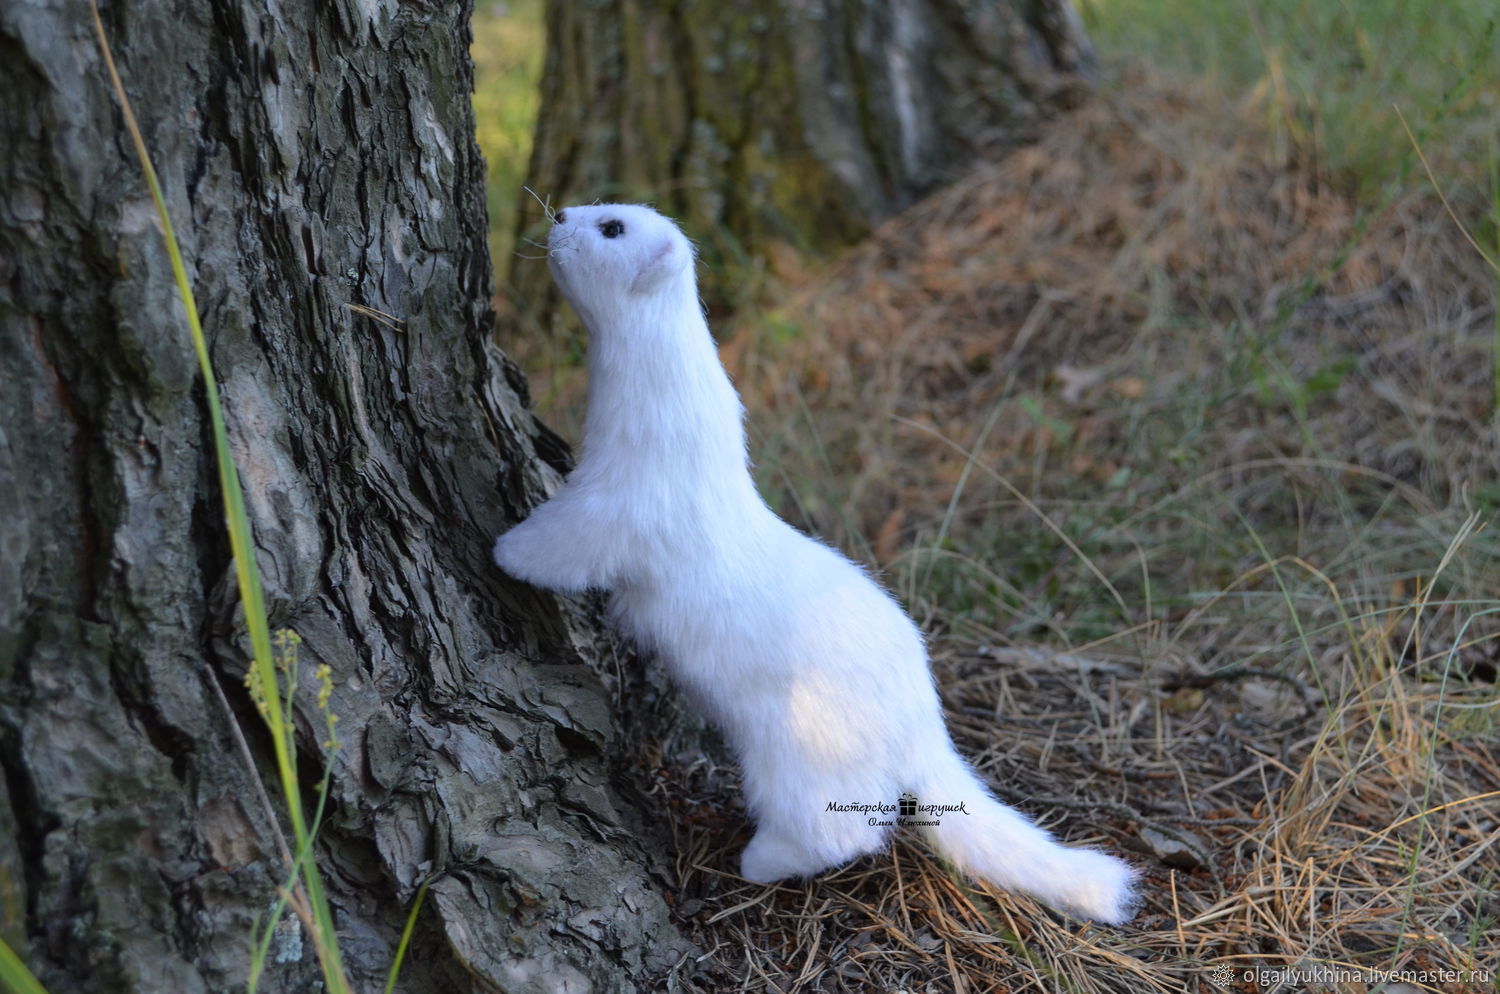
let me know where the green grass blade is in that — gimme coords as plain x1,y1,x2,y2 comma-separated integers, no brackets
0,937,49,994
246,884,295,994
1491,133,1499,412
382,878,431,994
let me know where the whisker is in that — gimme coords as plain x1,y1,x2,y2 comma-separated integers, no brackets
522,185,556,222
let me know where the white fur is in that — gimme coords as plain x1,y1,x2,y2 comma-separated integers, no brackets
493,204,1139,924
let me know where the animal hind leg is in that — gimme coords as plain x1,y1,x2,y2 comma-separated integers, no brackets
739,824,825,883
739,815,887,884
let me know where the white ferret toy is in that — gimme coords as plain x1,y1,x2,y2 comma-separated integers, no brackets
493,204,1137,923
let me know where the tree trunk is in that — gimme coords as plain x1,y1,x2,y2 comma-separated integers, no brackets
0,2,688,992
511,0,1094,312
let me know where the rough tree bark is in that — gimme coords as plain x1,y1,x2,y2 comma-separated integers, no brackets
511,0,1094,311
0,2,689,992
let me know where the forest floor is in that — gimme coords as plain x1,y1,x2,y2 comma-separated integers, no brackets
479,6,1500,992
654,73,1500,994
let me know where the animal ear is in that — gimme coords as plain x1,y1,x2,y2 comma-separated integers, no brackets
629,237,687,293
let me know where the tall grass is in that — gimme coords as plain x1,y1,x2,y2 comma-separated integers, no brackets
1078,0,1498,202
1493,147,1500,410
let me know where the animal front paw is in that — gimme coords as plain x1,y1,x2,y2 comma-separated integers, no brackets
492,529,526,577
491,519,597,593
492,527,552,587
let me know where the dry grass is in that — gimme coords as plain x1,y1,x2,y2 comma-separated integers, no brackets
623,75,1500,993
657,652,1499,993
496,64,1500,991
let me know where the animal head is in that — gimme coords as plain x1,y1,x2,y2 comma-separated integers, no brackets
546,203,696,324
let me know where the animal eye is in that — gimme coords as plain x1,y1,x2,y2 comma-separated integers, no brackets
599,219,625,239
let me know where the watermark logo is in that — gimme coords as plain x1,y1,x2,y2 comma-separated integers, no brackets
826,794,971,828
1207,962,1492,990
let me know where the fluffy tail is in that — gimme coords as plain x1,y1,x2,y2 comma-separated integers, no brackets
911,748,1138,924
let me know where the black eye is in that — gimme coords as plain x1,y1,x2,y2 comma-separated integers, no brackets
599,219,625,239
